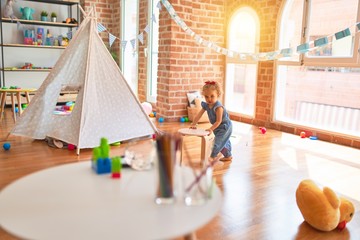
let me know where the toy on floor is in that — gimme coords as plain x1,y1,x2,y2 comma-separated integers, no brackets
158,117,164,123
141,102,152,115
3,142,11,151
259,127,266,134
296,179,355,231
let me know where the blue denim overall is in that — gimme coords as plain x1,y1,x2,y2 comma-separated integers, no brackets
201,101,232,158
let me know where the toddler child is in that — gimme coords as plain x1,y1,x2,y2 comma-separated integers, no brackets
190,81,233,166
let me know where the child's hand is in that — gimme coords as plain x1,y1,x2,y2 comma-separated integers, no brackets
206,128,213,135
189,124,197,129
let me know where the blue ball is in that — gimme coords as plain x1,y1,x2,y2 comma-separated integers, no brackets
3,142,11,150
180,117,185,122
158,117,164,123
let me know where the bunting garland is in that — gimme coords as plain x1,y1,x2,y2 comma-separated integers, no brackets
14,0,358,61
160,0,360,61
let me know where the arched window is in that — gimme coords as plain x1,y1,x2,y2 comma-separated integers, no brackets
225,7,259,117
275,0,360,137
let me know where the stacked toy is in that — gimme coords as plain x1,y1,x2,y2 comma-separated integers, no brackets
91,138,123,179
91,138,111,174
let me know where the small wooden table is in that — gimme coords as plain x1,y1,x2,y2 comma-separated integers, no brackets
178,128,215,166
0,88,37,121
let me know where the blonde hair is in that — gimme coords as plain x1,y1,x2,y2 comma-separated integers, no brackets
202,81,222,96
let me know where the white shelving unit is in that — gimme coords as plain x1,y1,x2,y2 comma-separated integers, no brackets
0,0,80,88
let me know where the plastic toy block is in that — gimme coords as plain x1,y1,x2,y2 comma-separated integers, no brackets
111,172,121,178
92,158,111,174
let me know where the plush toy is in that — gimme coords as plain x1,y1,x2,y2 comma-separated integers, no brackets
4,0,15,18
20,7,34,20
296,179,355,231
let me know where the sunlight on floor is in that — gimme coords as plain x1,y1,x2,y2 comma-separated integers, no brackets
278,147,298,170
278,132,360,202
280,132,360,165
305,154,360,201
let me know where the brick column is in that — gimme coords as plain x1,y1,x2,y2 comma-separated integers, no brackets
157,0,226,122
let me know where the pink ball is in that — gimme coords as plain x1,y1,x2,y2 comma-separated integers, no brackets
68,144,75,151
260,127,266,134
141,102,152,115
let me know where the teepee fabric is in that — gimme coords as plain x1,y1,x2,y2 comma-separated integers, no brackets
11,7,157,150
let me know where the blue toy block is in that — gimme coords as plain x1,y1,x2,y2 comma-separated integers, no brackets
92,158,111,174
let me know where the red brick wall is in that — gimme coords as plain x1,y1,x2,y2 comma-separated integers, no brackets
138,1,149,102
81,0,120,64
84,0,359,148
157,0,226,121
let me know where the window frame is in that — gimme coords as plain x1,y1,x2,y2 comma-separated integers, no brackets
120,0,140,95
276,0,360,68
225,6,260,118
146,0,159,103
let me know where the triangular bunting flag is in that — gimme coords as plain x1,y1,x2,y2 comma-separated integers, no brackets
156,1,162,10
144,24,150,34
152,13,157,23
121,40,128,49
296,43,310,53
109,33,116,47
314,37,328,47
130,38,136,49
138,32,144,44
97,23,106,33
335,28,351,40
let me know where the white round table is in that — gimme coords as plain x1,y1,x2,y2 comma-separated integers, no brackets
0,161,222,240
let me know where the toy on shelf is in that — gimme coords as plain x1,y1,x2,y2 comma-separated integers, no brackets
63,18,78,24
20,7,34,20
4,0,15,18
296,179,355,231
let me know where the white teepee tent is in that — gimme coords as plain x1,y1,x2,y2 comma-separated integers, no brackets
10,6,157,152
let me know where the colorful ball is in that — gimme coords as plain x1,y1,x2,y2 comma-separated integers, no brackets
141,102,152,115
158,117,164,123
180,117,185,122
260,127,266,134
3,142,11,150
68,144,75,150
184,117,189,122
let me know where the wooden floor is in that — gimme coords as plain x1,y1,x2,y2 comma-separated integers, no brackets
1,108,360,240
